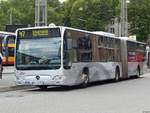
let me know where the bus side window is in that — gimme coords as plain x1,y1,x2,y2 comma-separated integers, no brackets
80,53,92,62
77,37,92,62
78,37,91,49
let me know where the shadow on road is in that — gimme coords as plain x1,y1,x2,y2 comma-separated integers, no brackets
26,76,143,92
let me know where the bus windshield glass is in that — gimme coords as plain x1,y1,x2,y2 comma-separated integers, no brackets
16,28,61,70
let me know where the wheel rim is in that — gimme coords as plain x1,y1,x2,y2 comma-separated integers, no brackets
84,74,89,84
81,73,89,87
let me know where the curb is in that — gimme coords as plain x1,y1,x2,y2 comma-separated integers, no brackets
0,85,35,92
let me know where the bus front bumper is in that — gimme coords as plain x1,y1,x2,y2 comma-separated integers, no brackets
16,75,81,86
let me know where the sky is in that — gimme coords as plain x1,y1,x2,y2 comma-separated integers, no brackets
59,0,67,3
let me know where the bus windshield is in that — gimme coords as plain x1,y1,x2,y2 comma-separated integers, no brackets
16,37,61,70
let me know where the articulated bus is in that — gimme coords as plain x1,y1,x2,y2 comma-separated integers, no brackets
0,31,16,65
15,26,146,89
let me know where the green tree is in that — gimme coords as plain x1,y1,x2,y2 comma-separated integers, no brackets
0,0,10,30
128,0,150,41
62,0,116,31
0,0,63,30
62,0,77,26
0,0,34,30
47,0,64,25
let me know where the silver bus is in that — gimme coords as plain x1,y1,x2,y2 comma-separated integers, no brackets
15,26,146,89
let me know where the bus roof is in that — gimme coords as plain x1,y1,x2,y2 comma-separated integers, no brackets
118,37,146,45
16,26,115,38
0,31,15,38
92,31,115,37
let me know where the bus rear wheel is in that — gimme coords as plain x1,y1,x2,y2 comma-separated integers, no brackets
115,67,120,81
137,66,141,78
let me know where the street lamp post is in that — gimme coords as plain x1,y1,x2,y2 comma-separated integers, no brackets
35,0,47,26
113,0,129,37
120,0,128,37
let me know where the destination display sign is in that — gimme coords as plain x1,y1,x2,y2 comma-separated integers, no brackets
18,28,60,38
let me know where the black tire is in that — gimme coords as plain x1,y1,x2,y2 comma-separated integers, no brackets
137,66,140,78
38,85,48,90
115,67,120,81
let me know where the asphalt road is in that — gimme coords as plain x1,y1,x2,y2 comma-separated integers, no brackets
0,72,150,113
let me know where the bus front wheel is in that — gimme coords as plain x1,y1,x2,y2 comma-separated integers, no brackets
137,66,141,78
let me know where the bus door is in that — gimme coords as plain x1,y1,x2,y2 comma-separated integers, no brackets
120,40,128,78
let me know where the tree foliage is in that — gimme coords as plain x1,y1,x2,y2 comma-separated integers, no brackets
63,0,114,31
0,0,34,29
128,0,150,41
0,0,63,29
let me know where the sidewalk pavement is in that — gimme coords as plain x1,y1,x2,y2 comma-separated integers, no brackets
0,66,33,92
2,66,14,74
0,66,15,88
